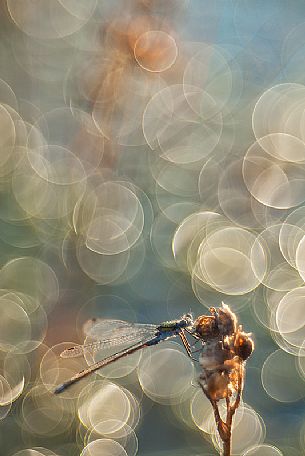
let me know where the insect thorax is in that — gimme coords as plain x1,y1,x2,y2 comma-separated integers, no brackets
158,318,188,331
158,321,178,331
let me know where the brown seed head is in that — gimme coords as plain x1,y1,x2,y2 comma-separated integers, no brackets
194,315,218,340
234,331,254,361
217,302,237,336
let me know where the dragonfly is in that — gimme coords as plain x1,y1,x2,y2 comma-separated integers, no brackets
54,313,198,394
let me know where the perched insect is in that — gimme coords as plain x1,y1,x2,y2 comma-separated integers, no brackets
54,304,254,398
54,313,195,394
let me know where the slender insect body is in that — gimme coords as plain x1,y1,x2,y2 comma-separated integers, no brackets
144,337,160,346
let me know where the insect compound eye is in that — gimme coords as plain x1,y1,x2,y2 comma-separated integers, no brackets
182,313,193,324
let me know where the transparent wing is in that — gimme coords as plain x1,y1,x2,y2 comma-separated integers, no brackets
60,329,158,358
83,318,157,340
60,319,158,359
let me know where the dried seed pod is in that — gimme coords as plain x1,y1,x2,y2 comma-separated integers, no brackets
234,330,254,361
199,370,230,401
194,315,218,340
217,302,237,337
194,302,238,341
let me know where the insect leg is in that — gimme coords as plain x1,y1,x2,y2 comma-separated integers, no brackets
184,328,202,340
179,330,200,362
179,330,192,356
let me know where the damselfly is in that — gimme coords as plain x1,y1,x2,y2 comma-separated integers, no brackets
54,305,253,394
54,313,196,394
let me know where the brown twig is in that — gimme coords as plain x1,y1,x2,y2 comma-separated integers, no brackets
201,362,245,455
200,386,231,455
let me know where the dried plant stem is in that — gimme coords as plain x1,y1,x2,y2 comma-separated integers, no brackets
200,366,244,456
223,438,231,456
201,389,232,456
196,304,253,456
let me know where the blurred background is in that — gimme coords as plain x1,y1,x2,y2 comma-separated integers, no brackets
0,0,305,455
